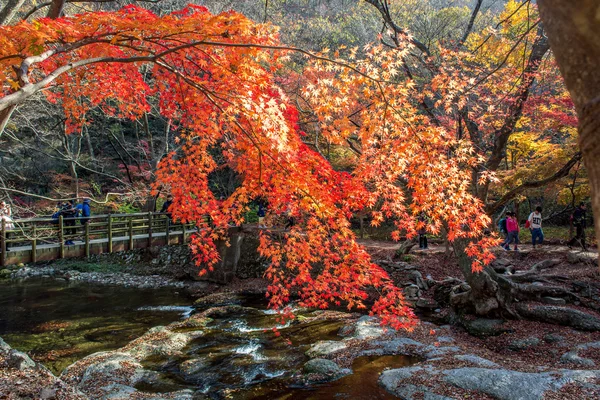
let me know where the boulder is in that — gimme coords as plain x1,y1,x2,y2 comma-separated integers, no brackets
306,340,347,358
379,367,451,400
443,367,600,400
403,284,421,299
180,358,209,377
6,349,37,370
350,316,385,340
453,354,499,368
543,333,565,344
560,351,595,367
508,338,541,351
303,358,351,380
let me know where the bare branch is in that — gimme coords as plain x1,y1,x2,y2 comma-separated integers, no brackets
486,152,582,214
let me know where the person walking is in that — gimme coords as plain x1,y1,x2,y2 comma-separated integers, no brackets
161,194,173,220
61,200,78,245
76,198,91,225
418,213,428,250
527,206,544,249
498,211,509,243
257,202,266,228
503,212,520,251
567,202,587,250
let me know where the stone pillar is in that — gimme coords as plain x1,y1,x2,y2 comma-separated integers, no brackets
202,227,244,284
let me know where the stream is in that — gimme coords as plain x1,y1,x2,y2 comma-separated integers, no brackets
0,279,417,399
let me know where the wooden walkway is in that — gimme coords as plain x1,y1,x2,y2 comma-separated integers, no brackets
0,212,198,267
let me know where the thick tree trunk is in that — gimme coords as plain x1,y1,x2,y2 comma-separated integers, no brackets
538,0,600,267
452,239,504,315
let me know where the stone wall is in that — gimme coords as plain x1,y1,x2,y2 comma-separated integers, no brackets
56,233,266,284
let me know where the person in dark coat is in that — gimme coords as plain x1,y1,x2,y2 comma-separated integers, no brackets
418,213,428,250
161,195,173,220
568,202,587,250
61,200,78,245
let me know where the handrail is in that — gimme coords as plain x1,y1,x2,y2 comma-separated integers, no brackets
0,211,201,267
10,211,173,224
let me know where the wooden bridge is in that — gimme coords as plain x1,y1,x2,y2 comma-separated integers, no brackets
0,212,199,267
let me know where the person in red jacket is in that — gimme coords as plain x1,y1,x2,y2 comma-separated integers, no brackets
502,212,520,251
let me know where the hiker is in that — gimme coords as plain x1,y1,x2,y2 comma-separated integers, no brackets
567,202,587,250
0,201,14,251
418,213,428,250
498,212,508,239
161,194,173,220
257,202,266,228
527,206,544,249
503,212,520,251
61,200,78,245
76,198,91,225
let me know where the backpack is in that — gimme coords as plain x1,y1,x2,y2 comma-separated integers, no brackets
498,218,507,233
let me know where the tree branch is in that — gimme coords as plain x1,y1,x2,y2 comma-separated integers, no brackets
486,152,582,214
485,25,550,171
363,0,431,56
461,0,483,45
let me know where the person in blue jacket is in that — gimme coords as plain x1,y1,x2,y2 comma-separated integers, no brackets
76,198,91,225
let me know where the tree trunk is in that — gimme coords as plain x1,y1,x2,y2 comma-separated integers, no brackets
0,106,16,138
452,239,503,315
0,0,26,25
537,0,600,268
47,0,66,19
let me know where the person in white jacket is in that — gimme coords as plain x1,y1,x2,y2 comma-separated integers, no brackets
527,206,543,248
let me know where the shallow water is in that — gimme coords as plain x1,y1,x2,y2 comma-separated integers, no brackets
0,278,189,374
0,279,419,398
139,304,419,398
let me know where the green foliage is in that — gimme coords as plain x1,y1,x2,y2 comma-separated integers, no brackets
244,206,259,223
117,202,141,214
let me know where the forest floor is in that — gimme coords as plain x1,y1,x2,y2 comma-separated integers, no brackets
354,238,600,398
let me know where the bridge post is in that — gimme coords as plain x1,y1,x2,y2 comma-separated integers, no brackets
107,214,113,253
85,222,90,258
147,212,153,247
59,215,64,259
128,218,134,250
165,215,170,245
182,221,187,242
31,225,37,263
1,219,5,267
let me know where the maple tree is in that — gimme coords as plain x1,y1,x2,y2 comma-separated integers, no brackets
292,0,584,317
0,0,593,328
0,4,419,329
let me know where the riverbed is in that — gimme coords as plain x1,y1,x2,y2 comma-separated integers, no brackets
0,278,418,399
0,278,190,374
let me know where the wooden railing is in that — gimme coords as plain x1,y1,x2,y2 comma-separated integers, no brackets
0,212,200,267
